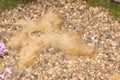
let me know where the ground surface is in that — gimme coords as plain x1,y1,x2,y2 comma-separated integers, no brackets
0,0,120,80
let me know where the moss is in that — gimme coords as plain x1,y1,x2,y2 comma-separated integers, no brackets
109,1,120,21
86,0,120,21
86,0,110,7
0,0,33,10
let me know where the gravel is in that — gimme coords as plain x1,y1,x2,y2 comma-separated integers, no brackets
0,0,119,80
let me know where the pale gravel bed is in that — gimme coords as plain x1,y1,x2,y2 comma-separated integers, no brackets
0,0,120,80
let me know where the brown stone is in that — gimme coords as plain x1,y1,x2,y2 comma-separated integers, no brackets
109,74,120,80
113,0,120,3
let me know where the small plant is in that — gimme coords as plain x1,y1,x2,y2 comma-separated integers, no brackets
0,67,11,80
0,43,5,55
86,0,120,21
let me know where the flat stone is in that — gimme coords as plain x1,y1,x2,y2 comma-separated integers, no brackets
113,0,120,3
